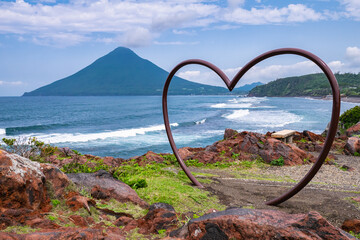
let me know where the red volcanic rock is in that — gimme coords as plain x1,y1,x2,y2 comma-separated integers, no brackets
342,219,360,234
344,137,360,155
171,208,355,240
346,122,360,137
124,202,178,234
102,156,125,167
224,128,238,139
69,215,89,227
65,192,95,213
67,170,148,208
26,217,60,229
132,151,165,165
114,216,133,227
41,163,71,198
188,131,314,165
178,147,194,160
91,185,112,200
303,130,325,142
0,149,50,211
0,228,126,240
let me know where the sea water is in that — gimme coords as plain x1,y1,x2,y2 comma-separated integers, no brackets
0,96,357,158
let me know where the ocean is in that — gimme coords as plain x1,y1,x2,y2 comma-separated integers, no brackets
0,96,357,159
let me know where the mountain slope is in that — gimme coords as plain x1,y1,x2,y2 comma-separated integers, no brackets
23,47,229,96
248,73,360,97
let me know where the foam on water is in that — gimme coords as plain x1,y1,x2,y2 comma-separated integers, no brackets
222,109,250,119
210,103,253,108
195,119,206,125
223,110,302,128
211,97,270,109
0,129,5,135
31,123,178,144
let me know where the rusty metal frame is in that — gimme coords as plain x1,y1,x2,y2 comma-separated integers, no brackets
162,48,340,206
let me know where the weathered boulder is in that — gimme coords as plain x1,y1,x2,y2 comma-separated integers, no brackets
102,156,125,167
346,122,360,137
65,191,96,213
67,170,148,208
124,202,178,234
303,130,325,142
342,219,360,234
0,227,125,240
171,208,355,239
178,147,194,160
131,151,165,166
41,163,71,198
0,149,50,211
344,136,360,155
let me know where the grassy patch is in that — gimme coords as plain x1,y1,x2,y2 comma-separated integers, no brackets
96,198,148,219
112,160,226,215
232,170,296,183
3,226,39,234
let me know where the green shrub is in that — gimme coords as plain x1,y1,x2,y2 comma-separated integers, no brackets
270,156,284,166
186,159,204,167
51,199,61,207
61,159,110,173
1,137,56,162
340,105,360,129
161,154,179,166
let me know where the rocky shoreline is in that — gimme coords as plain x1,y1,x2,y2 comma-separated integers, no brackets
1,125,360,239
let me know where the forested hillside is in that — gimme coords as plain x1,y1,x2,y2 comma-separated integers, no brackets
249,73,360,97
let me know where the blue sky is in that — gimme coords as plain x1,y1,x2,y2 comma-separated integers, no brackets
0,0,360,96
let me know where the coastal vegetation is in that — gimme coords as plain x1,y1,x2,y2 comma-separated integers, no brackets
340,106,360,129
249,72,360,97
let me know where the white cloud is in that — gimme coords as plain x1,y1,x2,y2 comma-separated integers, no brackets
32,32,90,47
341,0,360,20
346,46,360,66
223,4,323,24
154,41,199,45
172,29,196,35
328,61,345,72
0,1,327,47
121,27,153,48
227,0,245,8
0,81,23,86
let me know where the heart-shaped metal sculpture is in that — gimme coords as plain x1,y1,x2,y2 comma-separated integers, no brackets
162,48,340,206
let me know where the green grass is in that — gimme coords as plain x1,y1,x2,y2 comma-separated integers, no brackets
96,198,148,219
2,226,39,234
270,156,284,166
111,160,226,215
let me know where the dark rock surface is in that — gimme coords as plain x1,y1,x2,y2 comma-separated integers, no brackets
67,170,148,207
344,136,360,155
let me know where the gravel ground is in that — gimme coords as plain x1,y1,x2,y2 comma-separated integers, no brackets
261,153,360,191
